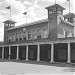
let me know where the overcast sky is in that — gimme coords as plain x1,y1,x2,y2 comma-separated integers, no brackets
0,0,75,41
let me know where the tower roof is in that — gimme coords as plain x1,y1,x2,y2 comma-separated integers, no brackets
45,4,65,10
3,19,17,23
64,12,75,18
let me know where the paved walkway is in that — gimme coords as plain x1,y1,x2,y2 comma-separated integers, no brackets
0,59,74,74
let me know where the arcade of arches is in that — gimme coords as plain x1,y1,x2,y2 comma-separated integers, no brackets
0,43,75,63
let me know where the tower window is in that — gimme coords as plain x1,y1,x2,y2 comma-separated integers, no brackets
9,24,11,26
57,10,62,15
11,24,15,26
5,24,8,26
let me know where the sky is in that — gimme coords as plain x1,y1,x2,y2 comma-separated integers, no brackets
0,0,75,41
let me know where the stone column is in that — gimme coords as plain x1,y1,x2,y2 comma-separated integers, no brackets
16,46,19,60
37,44,40,61
50,44,54,62
26,45,28,61
67,43,71,63
2,46,4,59
9,46,11,59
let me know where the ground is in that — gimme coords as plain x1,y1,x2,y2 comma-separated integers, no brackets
0,60,75,75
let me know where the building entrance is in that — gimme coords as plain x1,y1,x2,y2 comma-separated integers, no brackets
28,45,37,61
10,46,17,59
4,47,9,58
54,43,68,62
19,46,26,60
40,44,51,62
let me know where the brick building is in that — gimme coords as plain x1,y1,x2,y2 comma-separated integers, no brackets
0,4,75,63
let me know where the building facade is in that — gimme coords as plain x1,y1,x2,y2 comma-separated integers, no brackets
0,4,75,63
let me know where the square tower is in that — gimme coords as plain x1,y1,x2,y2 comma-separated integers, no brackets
3,19,16,43
45,4,65,40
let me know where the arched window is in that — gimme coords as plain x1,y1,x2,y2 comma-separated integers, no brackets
32,30,37,39
42,27,48,38
12,33,15,42
37,29,42,39
19,32,23,41
23,31,27,40
8,34,12,42
71,30,74,37
15,33,18,41
28,31,31,40
63,28,67,38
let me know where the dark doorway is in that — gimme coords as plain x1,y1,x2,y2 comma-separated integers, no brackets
54,43,68,62
0,47,2,58
10,46,17,59
28,45,37,61
40,44,51,62
4,47,9,58
71,43,75,63
19,46,26,60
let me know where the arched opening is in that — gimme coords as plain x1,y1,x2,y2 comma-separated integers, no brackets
54,43,68,62
40,44,51,62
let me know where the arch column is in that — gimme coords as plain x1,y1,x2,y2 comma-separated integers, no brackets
2,46,4,59
67,43,71,63
26,45,28,61
16,46,19,60
37,44,40,61
50,44,54,62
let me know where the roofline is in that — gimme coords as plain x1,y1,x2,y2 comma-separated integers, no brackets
7,19,50,31
61,20,75,27
3,19,17,23
63,12,75,18
45,4,65,10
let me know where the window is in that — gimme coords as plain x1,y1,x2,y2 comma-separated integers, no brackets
64,18,66,20
15,33,18,41
19,32,23,41
57,11,61,15
37,29,41,39
49,10,53,14
11,24,15,26
23,31,27,40
23,28,26,31
5,24,8,26
42,27,48,38
8,34,12,42
32,30,37,39
63,28,67,38
9,24,11,26
12,34,15,42
68,18,70,21
74,18,75,21
28,31,31,40
71,30,74,37
49,11,51,14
